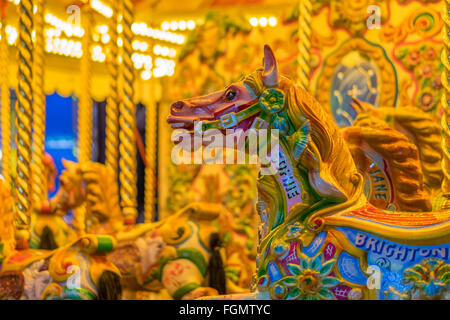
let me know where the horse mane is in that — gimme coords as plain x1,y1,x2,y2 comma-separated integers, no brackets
242,70,363,205
348,116,432,212
389,107,443,194
64,161,124,235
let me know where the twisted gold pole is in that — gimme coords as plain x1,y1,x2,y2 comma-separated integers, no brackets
15,0,34,248
0,5,11,190
78,7,93,164
440,0,450,210
105,0,119,176
31,0,46,206
144,39,156,223
297,0,312,89
119,0,137,224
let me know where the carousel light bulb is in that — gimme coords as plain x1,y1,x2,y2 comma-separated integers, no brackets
153,45,161,55
259,17,268,27
117,24,123,33
153,67,164,78
268,17,277,26
178,21,186,30
161,21,170,31
141,70,151,80
117,37,123,47
6,26,17,45
131,23,139,34
101,34,110,44
249,17,258,27
170,21,178,31
33,5,37,14
97,25,108,34
169,48,176,57
91,0,113,18
187,20,195,30
93,45,102,55
161,46,169,56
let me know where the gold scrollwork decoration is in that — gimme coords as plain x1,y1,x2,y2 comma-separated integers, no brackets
316,38,397,114
381,7,443,44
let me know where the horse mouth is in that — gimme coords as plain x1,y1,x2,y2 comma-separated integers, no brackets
167,112,260,132
167,116,197,131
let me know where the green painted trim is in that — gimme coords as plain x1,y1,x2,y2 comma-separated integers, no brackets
62,287,96,300
176,248,208,276
96,235,114,252
201,102,261,131
173,282,201,300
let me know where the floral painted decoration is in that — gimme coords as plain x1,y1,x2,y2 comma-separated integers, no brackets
269,253,339,300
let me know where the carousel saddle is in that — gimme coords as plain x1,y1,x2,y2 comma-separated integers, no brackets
325,202,450,246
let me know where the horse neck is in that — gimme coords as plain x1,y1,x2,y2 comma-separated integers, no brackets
255,86,367,237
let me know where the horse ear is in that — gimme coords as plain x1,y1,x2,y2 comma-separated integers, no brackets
262,45,279,88
61,158,75,169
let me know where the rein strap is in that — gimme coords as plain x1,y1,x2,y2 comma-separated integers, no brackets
201,102,261,132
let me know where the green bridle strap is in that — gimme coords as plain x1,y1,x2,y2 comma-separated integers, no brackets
201,102,262,132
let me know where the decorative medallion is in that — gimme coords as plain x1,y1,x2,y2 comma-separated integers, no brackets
316,38,398,127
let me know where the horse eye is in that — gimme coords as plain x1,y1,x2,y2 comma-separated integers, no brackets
225,90,236,101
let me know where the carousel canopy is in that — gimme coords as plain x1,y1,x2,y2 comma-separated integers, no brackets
1,0,297,103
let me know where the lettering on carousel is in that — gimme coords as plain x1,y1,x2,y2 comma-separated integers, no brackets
274,149,302,210
367,168,389,201
355,233,448,262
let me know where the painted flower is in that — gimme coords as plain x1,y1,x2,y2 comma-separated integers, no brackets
420,64,433,77
402,258,450,300
419,92,434,111
432,75,442,89
284,253,339,300
408,50,421,65
423,47,437,60
260,88,285,115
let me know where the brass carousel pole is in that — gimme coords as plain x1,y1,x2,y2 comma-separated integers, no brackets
0,1,10,190
441,0,450,209
119,0,138,224
73,3,93,235
297,0,312,89
78,4,93,164
15,0,34,249
105,0,119,176
31,0,46,206
144,37,156,223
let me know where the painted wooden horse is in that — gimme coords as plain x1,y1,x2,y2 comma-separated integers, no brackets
29,154,78,249
0,179,121,300
108,202,228,300
167,45,450,300
52,160,250,299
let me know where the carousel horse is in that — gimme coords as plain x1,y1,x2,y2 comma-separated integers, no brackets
55,160,249,299
108,202,228,300
167,45,450,300
348,99,443,197
29,154,78,250
0,179,121,300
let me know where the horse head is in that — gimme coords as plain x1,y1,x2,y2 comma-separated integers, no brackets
168,45,365,234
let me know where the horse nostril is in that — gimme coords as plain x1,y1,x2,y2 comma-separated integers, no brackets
171,101,184,112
